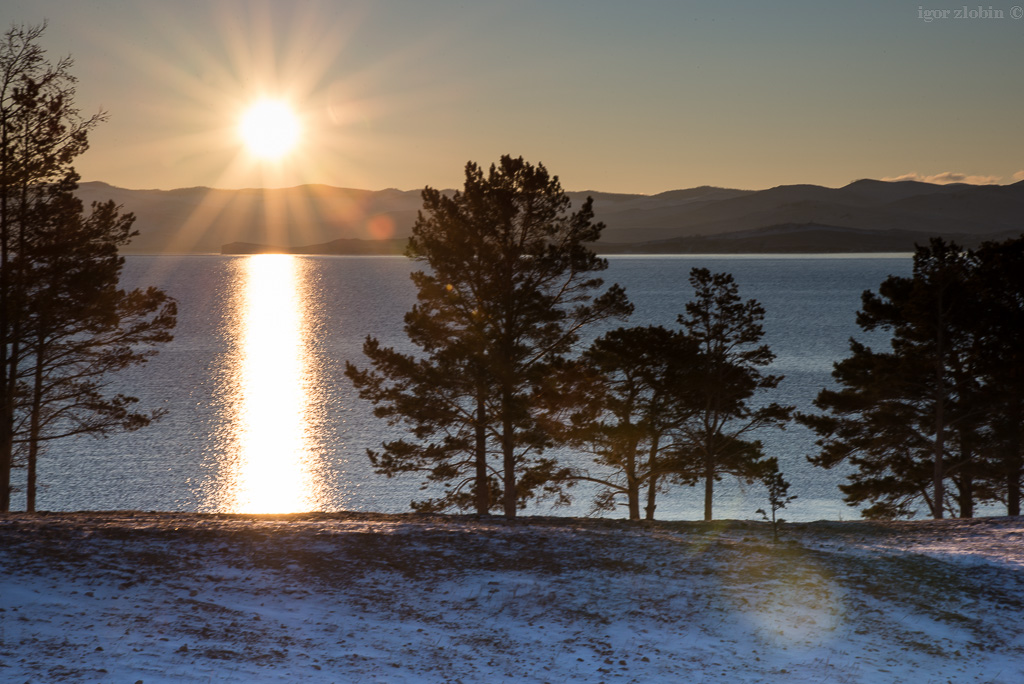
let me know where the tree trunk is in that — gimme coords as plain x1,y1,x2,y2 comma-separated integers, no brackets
956,440,973,519
625,439,640,521
1007,399,1022,517
0,289,9,510
501,405,516,519
26,346,39,513
957,474,973,519
627,481,640,521
1,169,32,512
704,451,714,522
1007,441,1022,518
0,400,11,512
24,318,52,513
474,390,489,515
0,240,15,512
0,262,23,513
1008,464,1022,517
644,436,660,521
644,475,658,520
932,315,946,520
932,429,945,518
0,114,10,512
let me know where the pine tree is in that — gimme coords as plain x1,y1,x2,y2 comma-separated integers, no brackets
17,192,175,511
756,462,796,543
346,156,631,517
800,239,977,519
970,237,1024,515
0,24,176,511
562,325,699,520
674,268,792,521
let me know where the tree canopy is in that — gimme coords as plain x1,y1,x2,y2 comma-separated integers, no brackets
673,268,793,521
801,237,1024,519
0,23,176,511
346,155,631,517
561,325,700,520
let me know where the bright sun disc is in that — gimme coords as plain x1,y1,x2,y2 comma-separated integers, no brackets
239,100,300,159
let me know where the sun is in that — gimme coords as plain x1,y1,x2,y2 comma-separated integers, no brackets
239,100,301,160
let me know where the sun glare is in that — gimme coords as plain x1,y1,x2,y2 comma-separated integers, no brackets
239,99,301,160
229,254,323,513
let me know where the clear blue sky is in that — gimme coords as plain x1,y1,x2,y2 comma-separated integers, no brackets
2,0,1021,193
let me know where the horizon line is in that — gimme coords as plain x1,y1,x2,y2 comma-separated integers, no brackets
77,177,1024,196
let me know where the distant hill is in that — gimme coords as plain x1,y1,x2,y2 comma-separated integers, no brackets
74,179,1024,254
75,183,424,254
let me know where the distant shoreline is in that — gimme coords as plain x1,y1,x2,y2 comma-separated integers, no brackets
218,228,1017,257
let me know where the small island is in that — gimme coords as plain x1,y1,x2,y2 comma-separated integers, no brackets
221,238,407,255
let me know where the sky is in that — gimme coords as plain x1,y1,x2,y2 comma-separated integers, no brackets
1,0,1022,194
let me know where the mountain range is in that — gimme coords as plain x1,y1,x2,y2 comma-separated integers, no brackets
74,179,1024,255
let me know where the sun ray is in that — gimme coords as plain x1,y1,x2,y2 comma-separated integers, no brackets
81,0,440,253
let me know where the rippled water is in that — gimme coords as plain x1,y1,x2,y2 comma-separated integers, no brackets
25,254,926,520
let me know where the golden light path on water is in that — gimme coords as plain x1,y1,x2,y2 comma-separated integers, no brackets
220,254,325,513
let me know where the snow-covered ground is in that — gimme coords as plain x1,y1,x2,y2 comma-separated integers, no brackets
1,512,1022,683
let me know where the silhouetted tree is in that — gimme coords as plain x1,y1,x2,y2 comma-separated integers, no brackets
344,334,500,514
673,268,793,521
0,23,176,511
347,156,631,517
18,192,175,511
970,237,1024,515
560,325,699,520
800,239,978,519
756,461,796,543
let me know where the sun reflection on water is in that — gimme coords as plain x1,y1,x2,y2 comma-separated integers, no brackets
217,254,325,513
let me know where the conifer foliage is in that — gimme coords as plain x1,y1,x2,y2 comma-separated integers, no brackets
757,466,796,542
0,24,176,511
559,269,792,521
971,238,1024,515
674,268,793,521
561,325,699,520
802,237,1024,519
346,156,631,517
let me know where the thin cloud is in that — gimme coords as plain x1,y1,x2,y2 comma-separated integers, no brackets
881,171,1003,185
1013,170,1024,182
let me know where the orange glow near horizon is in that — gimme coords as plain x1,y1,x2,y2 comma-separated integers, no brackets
89,2,390,253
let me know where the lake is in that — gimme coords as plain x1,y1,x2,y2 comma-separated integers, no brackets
20,254,935,521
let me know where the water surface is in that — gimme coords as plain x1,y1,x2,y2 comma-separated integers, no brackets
29,254,937,521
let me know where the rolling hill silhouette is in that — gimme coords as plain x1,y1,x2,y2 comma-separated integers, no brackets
75,179,1024,254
